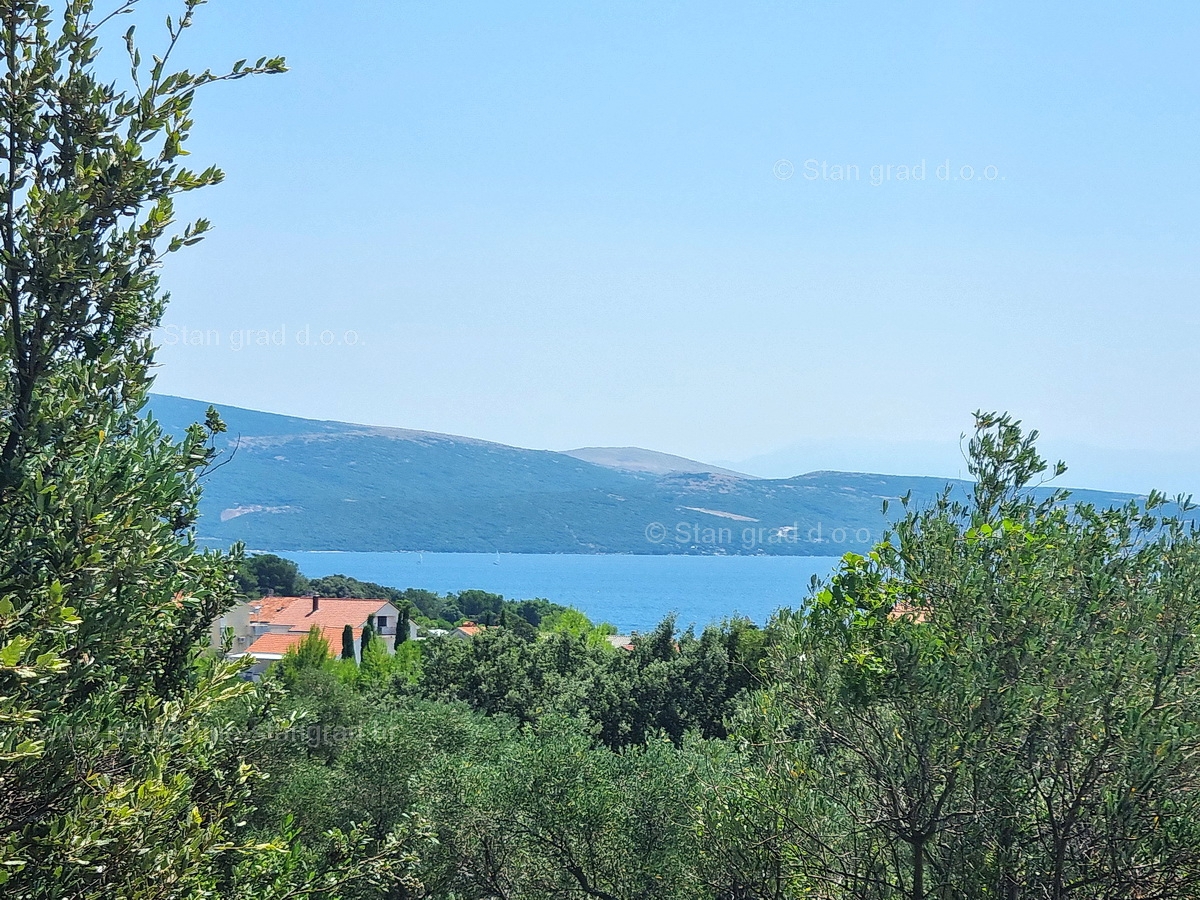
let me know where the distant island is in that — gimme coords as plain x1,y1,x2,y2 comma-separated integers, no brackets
147,394,1178,555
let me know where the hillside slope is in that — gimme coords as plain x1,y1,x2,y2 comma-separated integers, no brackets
562,447,755,478
147,395,1166,555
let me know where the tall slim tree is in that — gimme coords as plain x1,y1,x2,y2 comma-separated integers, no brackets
395,602,411,645
342,623,356,661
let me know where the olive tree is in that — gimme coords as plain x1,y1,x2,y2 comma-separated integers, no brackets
0,3,425,896
753,414,1200,899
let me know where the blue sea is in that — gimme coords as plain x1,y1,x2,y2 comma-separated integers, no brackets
271,552,843,634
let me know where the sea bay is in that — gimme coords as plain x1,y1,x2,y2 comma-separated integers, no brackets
272,551,844,634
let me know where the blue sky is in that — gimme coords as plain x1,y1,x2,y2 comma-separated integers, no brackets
124,1,1199,492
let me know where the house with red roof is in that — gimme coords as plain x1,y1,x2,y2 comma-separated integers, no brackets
230,595,417,677
449,620,487,640
605,634,635,652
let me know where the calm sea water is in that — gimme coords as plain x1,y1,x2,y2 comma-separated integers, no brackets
271,552,842,634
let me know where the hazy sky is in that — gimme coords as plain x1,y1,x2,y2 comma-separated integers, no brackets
128,1,1199,492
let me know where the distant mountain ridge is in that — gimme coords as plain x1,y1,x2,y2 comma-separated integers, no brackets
146,394,1180,555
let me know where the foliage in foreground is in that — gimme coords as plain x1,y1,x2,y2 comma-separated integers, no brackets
0,2,418,896
3,4,1200,899
259,415,1200,900
731,414,1200,899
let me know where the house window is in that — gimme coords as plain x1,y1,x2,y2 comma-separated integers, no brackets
377,616,388,629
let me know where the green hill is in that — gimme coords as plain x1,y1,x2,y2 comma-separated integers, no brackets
147,395,1174,555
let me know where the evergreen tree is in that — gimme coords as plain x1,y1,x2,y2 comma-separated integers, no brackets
360,622,375,658
359,630,393,684
395,602,411,645
289,625,330,669
342,623,356,660
236,553,309,597
277,626,331,689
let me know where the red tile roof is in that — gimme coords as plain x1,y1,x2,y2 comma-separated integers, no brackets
244,632,311,657
317,624,363,650
242,597,398,661
251,597,393,631
244,626,365,659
